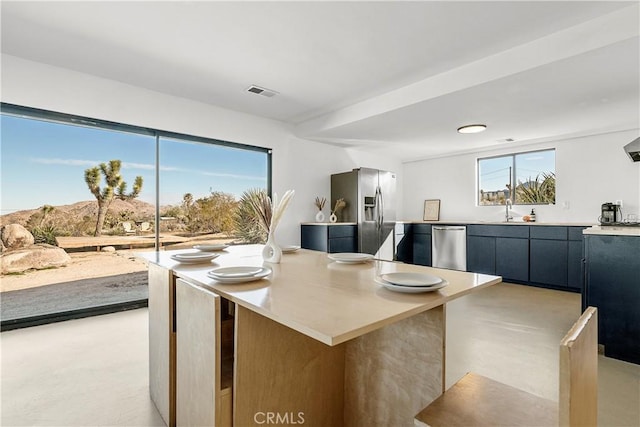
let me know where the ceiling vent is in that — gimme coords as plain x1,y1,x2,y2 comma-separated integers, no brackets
246,85,278,98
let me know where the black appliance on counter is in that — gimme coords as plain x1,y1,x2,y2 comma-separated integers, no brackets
600,202,619,224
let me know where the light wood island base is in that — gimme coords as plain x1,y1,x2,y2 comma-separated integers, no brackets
140,246,501,426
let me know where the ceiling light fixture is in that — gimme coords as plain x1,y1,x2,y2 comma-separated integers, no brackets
457,124,487,134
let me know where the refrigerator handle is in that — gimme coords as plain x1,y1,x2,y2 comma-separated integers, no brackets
379,186,384,227
375,186,382,229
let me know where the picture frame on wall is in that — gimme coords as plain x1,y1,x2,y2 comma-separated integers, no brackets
423,199,441,221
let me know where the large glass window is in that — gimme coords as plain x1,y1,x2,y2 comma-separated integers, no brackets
0,103,270,329
478,149,555,206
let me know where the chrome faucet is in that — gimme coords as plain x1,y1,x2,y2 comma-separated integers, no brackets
505,199,513,222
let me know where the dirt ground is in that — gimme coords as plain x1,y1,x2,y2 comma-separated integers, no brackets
0,236,234,293
0,250,149,292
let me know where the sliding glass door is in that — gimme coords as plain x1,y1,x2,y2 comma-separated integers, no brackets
0,104,270,329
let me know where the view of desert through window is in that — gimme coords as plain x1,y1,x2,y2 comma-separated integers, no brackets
0,111,269,327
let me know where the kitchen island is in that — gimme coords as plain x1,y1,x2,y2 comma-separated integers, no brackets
583,226,640,364
140,245,501,427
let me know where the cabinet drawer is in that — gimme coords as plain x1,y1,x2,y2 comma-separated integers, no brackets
467,225,529,238
413,224,432,234
530,226,567,240
328,225,356,238
568,227,587,241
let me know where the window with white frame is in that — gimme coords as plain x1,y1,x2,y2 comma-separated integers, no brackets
478,149,555,206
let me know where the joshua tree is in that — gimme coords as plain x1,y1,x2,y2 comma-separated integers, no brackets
40,204,55,226
84,160,143,236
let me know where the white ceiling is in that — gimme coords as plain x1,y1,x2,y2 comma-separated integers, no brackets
2,1,639,161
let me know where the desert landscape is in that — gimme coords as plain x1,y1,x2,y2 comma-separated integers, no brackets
0,195,247,293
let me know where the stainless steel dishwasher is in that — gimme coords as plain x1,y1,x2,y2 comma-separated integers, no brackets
432,226,467,271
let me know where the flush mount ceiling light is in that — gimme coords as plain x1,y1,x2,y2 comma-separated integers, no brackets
457,124,487,134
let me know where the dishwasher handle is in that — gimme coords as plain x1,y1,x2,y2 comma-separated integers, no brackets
433,226,466,231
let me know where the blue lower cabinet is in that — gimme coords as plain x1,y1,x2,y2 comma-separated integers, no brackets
301,225,328,252
495,238,529,282
301,225,356,253
567,240,583,291
530,239,568,287
413,233,432,266
467,236,495,275
328,236,357,253
395,231,413,263
585,235,640,364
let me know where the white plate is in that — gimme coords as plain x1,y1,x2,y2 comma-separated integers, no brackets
208,266,263,278
328,253,374,264
170,252,220,264
282,245,301,253
376,278,448,293
193,244,229,251
380,272,443,287
207,267,272,284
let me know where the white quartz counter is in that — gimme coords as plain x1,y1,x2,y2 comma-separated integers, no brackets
300,222,357,225
583,226,640,236
396,220,596,227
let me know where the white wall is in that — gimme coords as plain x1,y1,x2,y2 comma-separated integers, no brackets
403,130,640,224
1,55,402,245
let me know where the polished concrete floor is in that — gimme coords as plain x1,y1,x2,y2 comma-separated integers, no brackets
2,283,639,426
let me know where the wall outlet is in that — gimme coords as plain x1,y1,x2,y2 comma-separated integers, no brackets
562,201,570,210
615,199,623,208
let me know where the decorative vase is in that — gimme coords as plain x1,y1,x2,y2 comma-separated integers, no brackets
315,211,325,222
262,230,282,263
329,213,337,223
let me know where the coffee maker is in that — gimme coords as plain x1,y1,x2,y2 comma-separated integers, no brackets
600,202,619,224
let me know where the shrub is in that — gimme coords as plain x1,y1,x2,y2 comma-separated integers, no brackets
31,225,59,246
234,189,268,244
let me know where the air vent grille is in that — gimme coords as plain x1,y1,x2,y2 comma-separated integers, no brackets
246,85,278,98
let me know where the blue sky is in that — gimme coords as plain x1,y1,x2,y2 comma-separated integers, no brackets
0,115,268,213
479,150,555,193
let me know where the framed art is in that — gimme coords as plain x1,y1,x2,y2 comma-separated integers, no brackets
423,199,441,221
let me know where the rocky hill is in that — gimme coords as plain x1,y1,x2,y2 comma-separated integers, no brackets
0,199,156,233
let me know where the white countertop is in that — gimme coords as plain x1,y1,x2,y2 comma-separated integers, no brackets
397,220,596,226
583,226,640,236
301,222,357,225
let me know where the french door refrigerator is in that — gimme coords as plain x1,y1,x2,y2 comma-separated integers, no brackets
330,168,397,260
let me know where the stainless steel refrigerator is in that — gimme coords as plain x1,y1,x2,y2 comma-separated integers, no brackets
331,168,396,260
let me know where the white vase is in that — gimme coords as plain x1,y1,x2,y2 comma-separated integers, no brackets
315,211,325,222
329,213,337,223
262,230,282,263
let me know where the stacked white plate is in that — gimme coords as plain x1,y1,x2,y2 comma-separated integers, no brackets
170,252,220,264
328,253,374,264
193,244,229,252
376,272,447,293
207,266,272,284
282,245,301,254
